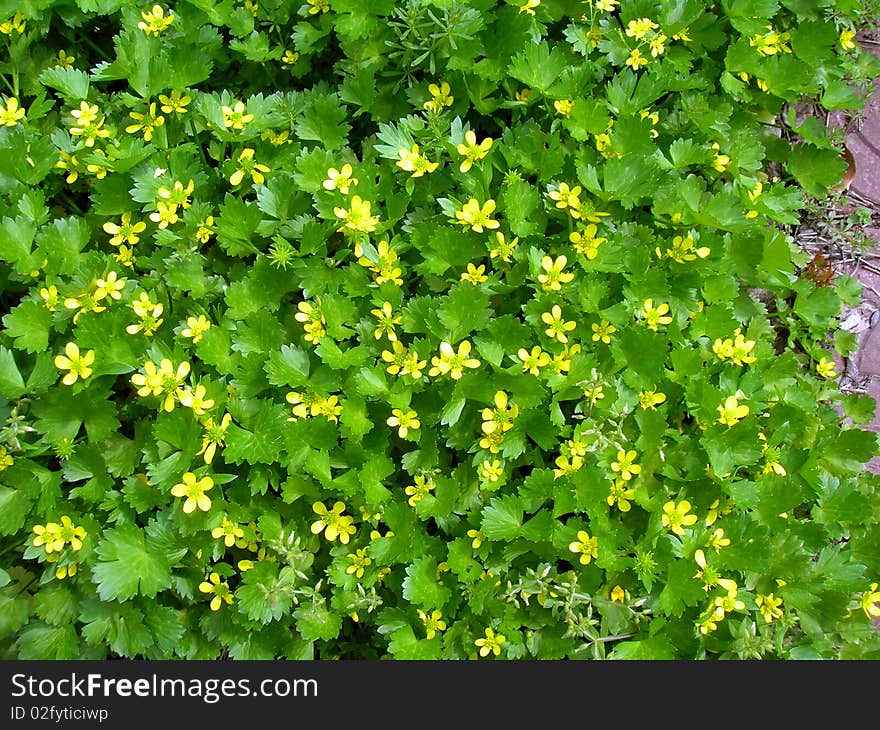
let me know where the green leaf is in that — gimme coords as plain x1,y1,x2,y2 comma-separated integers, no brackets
481,495,524,540
0,345,25,399
39,66,90,100
402,556,451,608
509,42,567,94
92,524,173,602
3,299,52,354
786,143,848,198
294,604,342,641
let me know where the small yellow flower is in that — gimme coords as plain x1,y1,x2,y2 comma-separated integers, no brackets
488,231,519,262
661,499,698,536
311,501,356,544
54,343,95,385
221,100,254,130
640,298,672,331
0,96,26,127
405,475,435,506
518,345,551,376
607,478,636,512
610,450,640,481
553,454,583,478
591,319,616,344
610,584,626,602
570,224,606,259
568,530,598,565
178,383,215,416
198,572,233,611
455,198,500,233
387,408,420,438
149,201,179,229
212,517,245,547
171,472,214,514
138,5,175,36
706,527,731,550
125,102,165,141
541,305,576,343
625,18,658,40
461,262,489,285
717,395,749,427
282,49,300,65
858,582,880,618
198,413,232,464
423,81,453,112
396,144,439,177
103,212,146,247
371,301,401,342
323,164,358,194
479,459,504,483
538,255,574,292
428,340,481,380
625,49,649,70
840,29,857,51
711,143,730,172
334,195,379,234
346,548,372,579
307,0,329,14
158,89,191,114
638,390,666,410
755,593,784,623
0,12,26,35
519,0,540,14
0,445,13,472
181,314,212,344
456,130,493,173
553,99,574,117
474,627,505,657
229,147,269,186
816,356,837,379
418,609,447,639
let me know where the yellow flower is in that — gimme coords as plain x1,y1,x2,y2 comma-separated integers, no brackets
858,583,880,618
418,609,447,639
149,201,179,229
474,627,505,657
455,198,500,233
126,292,164,336
610,584,626,602
0,445,12,472
538,255,574,292
428,340,480,380
0,12,26,35
625,18,658,40
479,459,504,483
553,454,583,478
69,102,109,147
591,319,616,344
171,472,214,514
138,5,174,35
405,475,435,506
181,314,211,344
158,89,191,114
456,130,493,173
423,81,453,112
717,395,749,427
488,231,519,263
311,501,356,544
482,390,518,435
517,345,551,376
553,99,573,117
548,183,582,216
323,164,358,194
519,0,540,14
607,478,636,512
33,522,64,553
230,147,269,186
541,305,576,343
662,234,710,264
638,390,666,410
570,224,607,259
625,49,649,70
54,343,95,385
346,548,372,579
595,132,614,158
649,34,667,57
749,26,792,56
212,517,245,547
840,29,857,51
221,100,254,130
387,408,420,438
178,384,215,416
661,499,697,536
307,0,329,14
312,394,342,422
196,216,215,243
640,298,672,331
706,527,730,550
371,301,401,342
568,530,598,565
158,179,194,210
294,299,326,344
396,144,439,177
282,49,299,65
102,212,146,247
610,450,641,481
40,285,59,312
198,572,233,611
816,356,837,379
461,262,489,285
711,142,730,172
198,413,232,464
334,195,379,233
0,96,26,127
125,102,165,141
755,593,784,623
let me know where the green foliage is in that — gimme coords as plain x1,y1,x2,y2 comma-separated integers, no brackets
1,0,879,661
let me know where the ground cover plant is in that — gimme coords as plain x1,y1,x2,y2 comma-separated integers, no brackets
1,0,880,660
